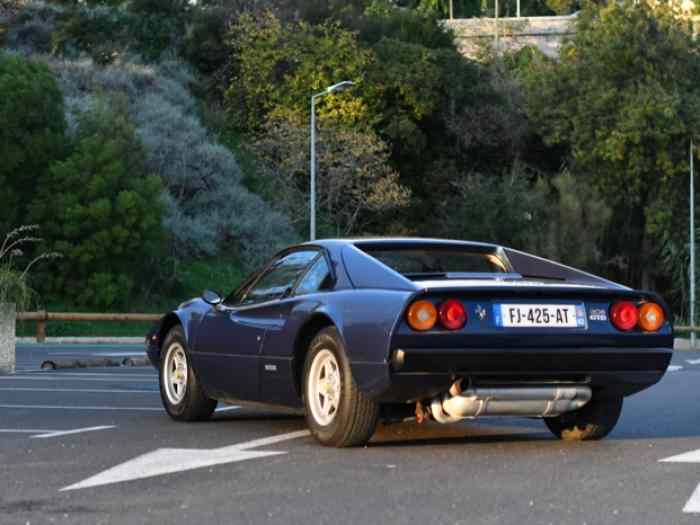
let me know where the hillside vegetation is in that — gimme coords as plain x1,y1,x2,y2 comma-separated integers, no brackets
1,0,699,330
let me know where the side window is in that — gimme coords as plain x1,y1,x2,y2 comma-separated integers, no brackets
295,256,331,296
240,251,318,306
223,270,260,307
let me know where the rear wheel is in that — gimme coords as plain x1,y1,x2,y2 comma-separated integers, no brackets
303,327,379,447
159,326,216,421
544,394,623,441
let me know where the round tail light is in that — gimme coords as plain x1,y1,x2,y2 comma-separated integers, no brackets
610,301,639,331
639,302,665,332
407,300,438,331
439,299,466,330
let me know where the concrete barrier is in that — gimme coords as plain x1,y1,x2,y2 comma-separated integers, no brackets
0,303,15,375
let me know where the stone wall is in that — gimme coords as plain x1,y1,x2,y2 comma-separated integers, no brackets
443,14,578,59
444,14,700,60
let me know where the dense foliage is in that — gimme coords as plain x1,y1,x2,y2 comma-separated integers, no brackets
1,0,699,321
0,51,66,234
30,99,164,307
522,3,700,312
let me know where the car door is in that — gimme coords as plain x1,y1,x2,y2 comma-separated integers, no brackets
192,250,320,402
259,253,334,406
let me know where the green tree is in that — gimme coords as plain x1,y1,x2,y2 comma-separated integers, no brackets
30,99,164,308
0,53,66,233
248,118,410,236
225,11,373,132
526,171,611,271
524,3,700,288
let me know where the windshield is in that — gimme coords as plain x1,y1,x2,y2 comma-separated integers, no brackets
358,245,511,278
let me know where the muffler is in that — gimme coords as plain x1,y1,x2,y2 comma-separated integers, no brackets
429,381,592,424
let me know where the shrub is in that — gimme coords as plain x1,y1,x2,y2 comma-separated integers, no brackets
435,164,536,249
0,225,60,309
2,1,62,54
52,4,130,64
0,51,66,234
29,98,164,308
525,171,611,271
41,53,298,270
134,92,297,266
182,5,231,75
51,1,185,63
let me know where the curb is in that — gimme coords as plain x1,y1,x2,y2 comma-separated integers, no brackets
673,338,700,352
40,356,150,370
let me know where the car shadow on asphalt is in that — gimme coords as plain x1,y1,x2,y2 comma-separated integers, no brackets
366,420,552,448
213,412,304,422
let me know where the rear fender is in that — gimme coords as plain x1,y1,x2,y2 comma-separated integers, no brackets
329,289,414,398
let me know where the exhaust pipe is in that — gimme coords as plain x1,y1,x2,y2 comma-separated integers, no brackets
429,381,592,424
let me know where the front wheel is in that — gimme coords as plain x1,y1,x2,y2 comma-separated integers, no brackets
544,394,623,441
303,327,379,447
159,326,217,421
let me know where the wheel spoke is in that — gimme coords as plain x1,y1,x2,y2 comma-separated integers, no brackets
308,349,342,426
164,344,188,405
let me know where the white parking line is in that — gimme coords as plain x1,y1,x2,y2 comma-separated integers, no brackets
0,376,155,383
0,404,162,411
668,365,684,372
12,366,158,377
0,425,115,438
48,352,144,357
686,358,700,365
0,388,158,394
0,429,62,434
32,425,116,439
660,448,700,513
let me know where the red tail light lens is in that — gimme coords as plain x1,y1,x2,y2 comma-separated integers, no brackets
610,301,639,331
439,299,467,330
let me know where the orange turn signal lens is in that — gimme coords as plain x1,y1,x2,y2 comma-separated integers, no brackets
407,300,438,331
639,303,664,332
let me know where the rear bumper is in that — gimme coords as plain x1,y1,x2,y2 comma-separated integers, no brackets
353,346,672,402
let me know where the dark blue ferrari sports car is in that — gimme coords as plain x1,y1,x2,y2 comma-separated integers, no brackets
146,238,673,447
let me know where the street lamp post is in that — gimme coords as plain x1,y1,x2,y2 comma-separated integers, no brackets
691,139,696,349
309,80,354,241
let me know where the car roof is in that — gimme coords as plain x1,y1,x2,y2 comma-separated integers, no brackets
301,237,501,250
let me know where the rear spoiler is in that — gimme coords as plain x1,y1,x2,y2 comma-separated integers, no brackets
503,248,629,290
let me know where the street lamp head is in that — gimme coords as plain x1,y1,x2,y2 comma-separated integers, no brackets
325,80,354,94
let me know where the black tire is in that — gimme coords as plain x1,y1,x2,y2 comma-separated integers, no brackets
544,394,623,441
303,327,379,447
159,326,217,421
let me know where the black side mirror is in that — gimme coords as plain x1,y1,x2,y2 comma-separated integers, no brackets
202,289,223,306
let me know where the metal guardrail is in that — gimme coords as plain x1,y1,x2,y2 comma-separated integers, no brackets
673,326,700,334
16,311,161,342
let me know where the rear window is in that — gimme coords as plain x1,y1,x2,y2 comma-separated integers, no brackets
358,245,510,277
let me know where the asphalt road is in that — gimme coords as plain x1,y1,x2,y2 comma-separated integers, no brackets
2,344,700,525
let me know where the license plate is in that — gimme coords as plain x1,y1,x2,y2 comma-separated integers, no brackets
494,303,587,329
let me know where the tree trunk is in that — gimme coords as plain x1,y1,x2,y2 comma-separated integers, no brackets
0,303,16,375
